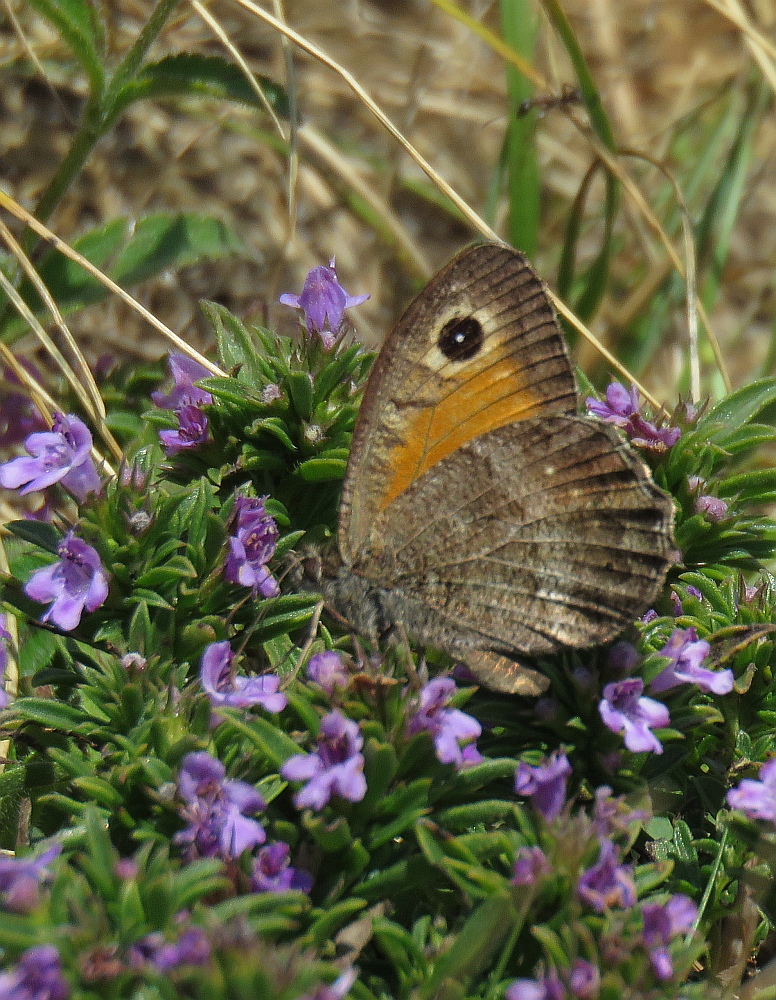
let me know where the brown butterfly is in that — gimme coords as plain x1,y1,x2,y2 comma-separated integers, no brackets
308,242,675,695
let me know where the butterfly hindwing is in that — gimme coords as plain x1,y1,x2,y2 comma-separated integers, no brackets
351,417,674,674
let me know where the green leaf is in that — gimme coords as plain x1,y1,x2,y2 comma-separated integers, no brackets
256,594,319,637
72,776,124,808
10,697,88,731
216,710,301,768
5,219,126,339
718,469,776,504
695,82,768,313
203,302,267,385
420,895,518,1000
18,628,62,678
112,214,242,287
546,0,618,320
0,911,49,950
113,53,289,119
286,371,315,422
125,588,175,611
26,0,104,94
296,455,348,482
246,418,296,451
134,559,198,589
5,520,61,555
305,899,367,949
4,215,242,341
697,378,776,440
313,345,372,407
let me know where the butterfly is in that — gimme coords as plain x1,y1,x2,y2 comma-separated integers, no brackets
309,242,675,695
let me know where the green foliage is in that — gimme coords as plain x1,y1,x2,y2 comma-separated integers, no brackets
0,303,774,998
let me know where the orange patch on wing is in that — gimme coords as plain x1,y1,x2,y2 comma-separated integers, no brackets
379,354,540,510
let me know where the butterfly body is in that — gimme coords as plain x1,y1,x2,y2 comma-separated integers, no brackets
313,243,675,694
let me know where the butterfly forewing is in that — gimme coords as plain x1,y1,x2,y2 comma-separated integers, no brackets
339,243,577,561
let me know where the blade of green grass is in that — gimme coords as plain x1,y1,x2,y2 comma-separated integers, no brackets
544,0,619,321
499,0,539,258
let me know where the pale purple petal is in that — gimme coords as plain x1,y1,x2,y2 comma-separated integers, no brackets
515,751,571,821
280,262,369,345
307,651,350,694
727,758,776,822
651,628,732,695
24,534,109,631
599,678,669,754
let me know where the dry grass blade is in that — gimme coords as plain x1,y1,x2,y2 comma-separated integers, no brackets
0,270,115,476
0,220,123,462
191,0,288,140
581,136,731,391
298,125,432,282
189,0,299,240
0,191,225,378
429,0,545,87
227,0,664,407
0,328,115,479
231,0,500,241
705,0,776,94
619,152,702,402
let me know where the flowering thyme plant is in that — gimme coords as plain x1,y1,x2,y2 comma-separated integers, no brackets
1,263,776,1000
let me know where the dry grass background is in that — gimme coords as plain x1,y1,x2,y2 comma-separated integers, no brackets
1,0,776,400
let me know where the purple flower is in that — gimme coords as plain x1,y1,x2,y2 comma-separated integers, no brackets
592,786,649,840
727,758,776,822
0,844,61,914
224,495,280,597
200,641,287,712
280,260,369,349
586,381,640,425
650,627,733,695
586,381,680,453
261,383,282,404
114,858,139,880
0,413,101,502
130,923,211,972
515,750,572,821
281,709,367,810
0,366,47,451
159,403,209,456
152,353,213,410
307,650,350,695
407,677,482,768
25,533,109,631
599,678,669,754
568,959,600,998
642,895,697,981
628,415,681,452
0,944,69,1000
688,476,728,521
608,640,639,676
506,970,564,1000
250,842,314,894
511,846,551,886
301,968,358,1000
694,495,728,521
577,839,636,912
175,751,266,859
